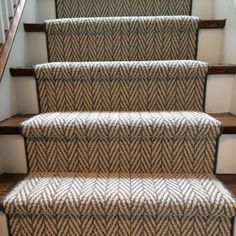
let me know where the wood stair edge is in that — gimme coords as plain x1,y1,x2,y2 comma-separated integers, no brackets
0,173,27,211
9,65,236,77
0,113,236,135
23,20,226,32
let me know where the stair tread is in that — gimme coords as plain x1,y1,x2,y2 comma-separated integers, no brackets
0,113,236,135
0,113,233,134
9,64,236,77
20,112,221,139
2,172,236,217
23,19,227,32
1,173,235,212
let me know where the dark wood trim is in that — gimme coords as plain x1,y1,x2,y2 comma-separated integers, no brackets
24,23,46,32
0,0,27,82
199,19,226,29
0,173,27,211
23,20,226,33
10,65,236,77
10,67,34,76
210,113,236,134
208,65,236,75
0,114,35,134
216,174,236,185
1,113,236,135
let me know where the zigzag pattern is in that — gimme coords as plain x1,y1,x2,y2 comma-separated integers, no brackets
20,112,222,173
46,16,200,62
4,173,236,216
34,61,208,112
4,173,235,236
56,0,192,18
8,214,232,236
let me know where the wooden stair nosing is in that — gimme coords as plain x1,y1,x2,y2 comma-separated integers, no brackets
0,114,34,134
0,173,27,211
0,113,236,135
9,65,236,77
0,173,235,212
23,20,226,32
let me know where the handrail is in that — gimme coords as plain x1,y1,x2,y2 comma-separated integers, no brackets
0,0,27,82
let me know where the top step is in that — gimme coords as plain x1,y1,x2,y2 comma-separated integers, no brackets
56,0,193,18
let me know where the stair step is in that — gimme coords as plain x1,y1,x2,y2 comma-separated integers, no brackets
23,17,225,63
1,173,235,212
16,61,211,112
8,61,210,112
0,173,236,211
1,113,236,135
9,65,236,77
19,112,221,173
23,20,227,32
2,172,236,235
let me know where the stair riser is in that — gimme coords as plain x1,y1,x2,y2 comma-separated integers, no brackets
23,137,217,173
1,135,236,174
35,0,215,21
14,75,235,114
25,30,223,65
33,61,208,113
6,214,233,236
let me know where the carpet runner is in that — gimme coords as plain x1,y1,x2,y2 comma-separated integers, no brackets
56,0,193,18
46,16,200,62
20,112,221,173
2,1,236,235
4,173,236,235
34,61,208,112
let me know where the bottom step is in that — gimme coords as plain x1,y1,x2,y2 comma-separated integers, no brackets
2,173,236,236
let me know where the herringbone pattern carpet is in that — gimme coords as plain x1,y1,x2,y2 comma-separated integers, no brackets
3,1,236,235
4,173,235,236
7,214,233,236
46,16,200,62
34,61,208,112
56,0,193,18
20,112,222,173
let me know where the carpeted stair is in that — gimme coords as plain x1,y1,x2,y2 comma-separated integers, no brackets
46,16,200,62
34,60,208,112
4,173,236,235
2,1,236,235
20,112,221,173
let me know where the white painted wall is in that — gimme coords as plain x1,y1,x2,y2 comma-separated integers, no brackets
214,0,236,114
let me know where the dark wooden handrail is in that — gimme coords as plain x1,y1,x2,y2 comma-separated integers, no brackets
23,19,226,32
10,65,236,77
0,0,27,82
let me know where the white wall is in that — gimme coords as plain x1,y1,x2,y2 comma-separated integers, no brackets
214,0,236,114
0,0,53,173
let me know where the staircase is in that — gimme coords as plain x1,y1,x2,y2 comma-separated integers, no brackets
0,0,236,235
